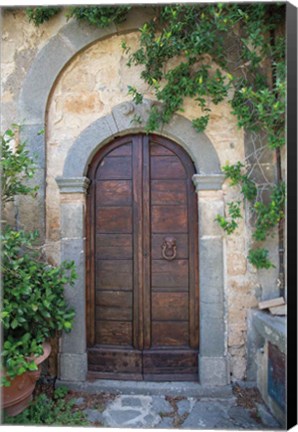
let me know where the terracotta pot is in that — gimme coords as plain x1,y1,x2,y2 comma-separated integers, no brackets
2,342,51,417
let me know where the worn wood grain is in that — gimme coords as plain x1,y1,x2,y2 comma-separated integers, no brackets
151,180,187,205
150,143,174,156
96,290,132,308
152,292,189,321
95,321,132,346
88,347,142,375
96,260,133,290
96,180,132,206
152,321,189,346
96,306,132,321
96,156,132,179
151,156,186,179
96,234,132,259
108,143,132,156
152,259,189,288
151,206,188,233
96,207,132,233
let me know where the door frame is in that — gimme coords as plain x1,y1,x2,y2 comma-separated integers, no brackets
55,100,229,385
85,134,199,379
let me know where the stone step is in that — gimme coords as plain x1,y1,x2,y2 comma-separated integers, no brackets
56,379,234,399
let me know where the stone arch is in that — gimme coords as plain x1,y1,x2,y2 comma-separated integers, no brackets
60,99,222,178
18,9,229,386
17,8,155,240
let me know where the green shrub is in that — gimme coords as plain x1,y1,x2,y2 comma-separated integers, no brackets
1,126,38,204
26,7,61,26
68,6,131,27
1,126,77,386
3,387,88,425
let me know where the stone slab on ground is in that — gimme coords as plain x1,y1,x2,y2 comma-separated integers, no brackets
181,400,231,429
62,382,281,430
84,393,280,429
84,408,104,424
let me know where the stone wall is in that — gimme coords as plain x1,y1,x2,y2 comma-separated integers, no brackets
1,7,280,381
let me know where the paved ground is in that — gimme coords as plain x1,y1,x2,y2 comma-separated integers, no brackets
62,381,282,429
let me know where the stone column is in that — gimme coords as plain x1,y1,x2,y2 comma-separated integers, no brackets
56,177,90,382
192,174,230,385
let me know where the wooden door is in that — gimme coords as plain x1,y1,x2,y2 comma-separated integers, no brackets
86,134,199,381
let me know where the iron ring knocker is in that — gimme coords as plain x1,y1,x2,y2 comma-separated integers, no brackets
161,236,177,261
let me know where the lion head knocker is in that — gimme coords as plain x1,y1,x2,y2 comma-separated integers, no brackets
161,236,177,261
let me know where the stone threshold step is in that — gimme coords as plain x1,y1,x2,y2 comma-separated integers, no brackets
56,379,234,399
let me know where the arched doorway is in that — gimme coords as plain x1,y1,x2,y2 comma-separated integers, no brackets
86,134,199,381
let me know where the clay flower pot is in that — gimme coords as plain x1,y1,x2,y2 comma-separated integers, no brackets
2,342,51,417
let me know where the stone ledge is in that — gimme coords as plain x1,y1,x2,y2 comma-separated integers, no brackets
248,309,286,353
192,174,225,191
56,379,234,397
56,177,90,194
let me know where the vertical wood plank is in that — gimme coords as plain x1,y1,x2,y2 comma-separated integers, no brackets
86,180,95,347
133,136,144,350
188,175,200,348
143,136,151,349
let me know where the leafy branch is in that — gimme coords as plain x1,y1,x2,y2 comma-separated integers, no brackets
1,126,38,204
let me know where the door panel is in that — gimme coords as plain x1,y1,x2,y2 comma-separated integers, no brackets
151,156,187,179
96,180,132,206
151,206,188,232
151,292,189,321
151,180,187,205
96,207,132,233
95,234,132,259
151,322,189,347
87,135,199,381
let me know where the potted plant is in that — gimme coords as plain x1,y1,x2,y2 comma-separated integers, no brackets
1,126,77,416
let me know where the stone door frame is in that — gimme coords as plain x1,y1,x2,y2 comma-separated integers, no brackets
19,10,229,385
55,100,228,385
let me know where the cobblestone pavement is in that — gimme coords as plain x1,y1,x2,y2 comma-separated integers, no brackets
68,384,282,430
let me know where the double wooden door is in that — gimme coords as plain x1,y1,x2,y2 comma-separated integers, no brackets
86,134,199,381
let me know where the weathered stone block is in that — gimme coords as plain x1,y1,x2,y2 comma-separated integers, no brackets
200,237,224,304
63,115,118,177
60,238,86,353
59,19,117,52
61,202,85,238
192,174,225,191
199,199,224,237
59,352,87,382
199,356,230,386
20,123,46,169
19,35,75,123
56,177,90,194
163,114,221,174
200,316,225,356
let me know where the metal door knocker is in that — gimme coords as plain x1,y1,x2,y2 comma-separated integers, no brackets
161,236,177,261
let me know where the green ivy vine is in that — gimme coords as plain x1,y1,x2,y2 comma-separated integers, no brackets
123,3,286,272
26,7,61,26
21,5,286,272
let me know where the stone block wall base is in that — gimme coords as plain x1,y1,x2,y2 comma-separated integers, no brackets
199,356,230,386
59,353,87,382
